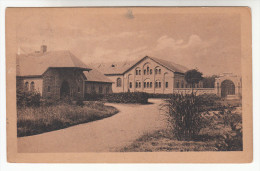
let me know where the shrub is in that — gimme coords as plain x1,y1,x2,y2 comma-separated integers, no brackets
16,90,41,108
84,93,104,101
215,109,243,151
148,93,173,99
104,92,149,104
164,93,207,140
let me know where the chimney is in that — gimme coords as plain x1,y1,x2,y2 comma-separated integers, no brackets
41,45,47,53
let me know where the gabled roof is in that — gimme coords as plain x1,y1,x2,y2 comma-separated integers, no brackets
17,50,91,77
83,68,113,83
91,60,138,75
91,56,189,75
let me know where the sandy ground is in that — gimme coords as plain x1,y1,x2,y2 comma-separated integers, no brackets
18,98,167,152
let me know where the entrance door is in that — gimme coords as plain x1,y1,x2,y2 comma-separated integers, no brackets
60,81,70,99
221,80,235,98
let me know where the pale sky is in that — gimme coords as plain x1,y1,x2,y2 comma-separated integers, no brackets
13,8,241,76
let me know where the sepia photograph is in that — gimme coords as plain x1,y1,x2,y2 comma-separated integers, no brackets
6,7,252,163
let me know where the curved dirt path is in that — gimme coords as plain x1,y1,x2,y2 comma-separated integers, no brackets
18,99,167,152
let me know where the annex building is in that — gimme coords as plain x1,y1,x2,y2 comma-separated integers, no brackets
16,45,113,100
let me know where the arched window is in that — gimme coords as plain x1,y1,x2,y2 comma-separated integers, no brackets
135,81,141,88
144,79,151,89
155,80,161,88
25,82,29,91
165,82,168,88
129,82,132,88
30,81,35,91
155,66,161,75
116,78,122,87
135,68,141,75
143,63,150,75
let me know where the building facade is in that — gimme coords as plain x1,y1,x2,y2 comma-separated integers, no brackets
94,56,203,94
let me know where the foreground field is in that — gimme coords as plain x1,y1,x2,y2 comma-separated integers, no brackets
17,101,119,137
121,100,242,152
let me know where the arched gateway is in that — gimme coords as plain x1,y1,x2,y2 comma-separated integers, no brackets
215,73,241,99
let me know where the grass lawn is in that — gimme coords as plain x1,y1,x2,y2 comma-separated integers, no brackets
17,101,119,137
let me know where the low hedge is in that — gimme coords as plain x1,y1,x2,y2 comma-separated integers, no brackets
104,92,149,104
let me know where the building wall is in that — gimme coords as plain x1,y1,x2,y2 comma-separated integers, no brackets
42,68,85,100
84,82,112,94
105,75,124,93
16,77,43,95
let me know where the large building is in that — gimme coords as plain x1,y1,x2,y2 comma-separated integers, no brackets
16,45,113,100
93,56,203,94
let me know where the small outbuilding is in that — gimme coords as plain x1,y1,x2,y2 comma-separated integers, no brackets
16,45,113,100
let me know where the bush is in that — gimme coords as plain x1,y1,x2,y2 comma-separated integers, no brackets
104,92,149,104
215,109,243,151
148,93,173,99
84,93,104,101
164,93,207,140
17,90,41,108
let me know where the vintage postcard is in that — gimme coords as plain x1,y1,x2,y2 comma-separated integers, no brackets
6,7,252,163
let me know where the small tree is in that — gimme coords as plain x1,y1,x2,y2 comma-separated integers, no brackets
184,69,203,92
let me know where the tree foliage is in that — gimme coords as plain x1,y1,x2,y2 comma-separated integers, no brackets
184,69,203,87
202,75,218,88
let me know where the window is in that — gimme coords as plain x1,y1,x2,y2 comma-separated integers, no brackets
144,82,146,88
147,67,149,75
135,81,141,88
155,80,161,88
47,86,51,92
147,82,150,88
139,70,141,75
150,69,152,74
176,81,180,88
99,86,103,94
144,70,146,75
155,67,161,75
136,70,138,75
136,68,141,75
25,82,29,91
116,78,122,87
165,82,168,88
150,82,152,88
129,82,132,88
30,82,35,91
106,87,110,94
